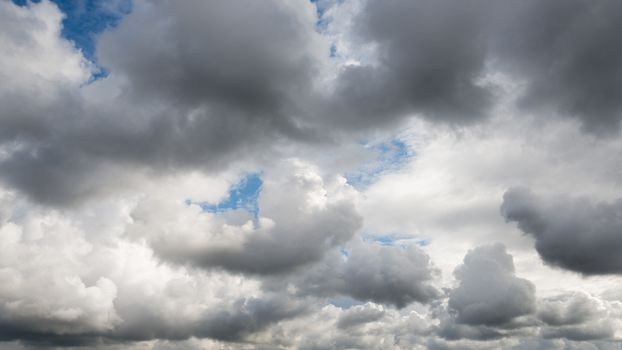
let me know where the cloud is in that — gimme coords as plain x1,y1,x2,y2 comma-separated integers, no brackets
0,183,304,347
267,239,441,308
537,292,621,341
131,160,362,275
5,0,622,349
491,0,622,134
195,295,307,342
510,338,622,350
0,0,329,206
97,0,324,114
501,187,622,275
337,241,440,307
538,292,602,327
448,244,536,326
4,0,622,207
327,0,491,127
243,303,436,350
0,195,120,343
328,0,622,134
336,303,385,329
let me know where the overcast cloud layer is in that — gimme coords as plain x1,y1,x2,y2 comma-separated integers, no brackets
2,0,622,349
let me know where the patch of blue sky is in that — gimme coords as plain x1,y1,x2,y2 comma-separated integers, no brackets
309,0,344,58
199,173,263,220
329,43,338,58
362,233,430,247
346,138,413,189
339,245,349,258
309,0,330,30
13,0,132,80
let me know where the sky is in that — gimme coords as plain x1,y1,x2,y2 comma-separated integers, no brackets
2,0,622,349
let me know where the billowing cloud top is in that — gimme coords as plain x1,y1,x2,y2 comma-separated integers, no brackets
2,0,622,349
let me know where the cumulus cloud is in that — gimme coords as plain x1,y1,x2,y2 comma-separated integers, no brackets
0,0,328,206
274,239,440,308
0,182,306,347
3,0,622,206
537,292,622,342
501,187,622,275
328,0,622,133
336,303,386,329
490,0,622,134
327,0,492,126
448,244,536,326
130,160,362,275
0,192,119,344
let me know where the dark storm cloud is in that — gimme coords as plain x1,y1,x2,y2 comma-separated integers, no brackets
327,0,492,128
491,0,622,134
448,244,536,326
95,0,622,138
96,0,320,121
331,0,622,133
501,187,622,275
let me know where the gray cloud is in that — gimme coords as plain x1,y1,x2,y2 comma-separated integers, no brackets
195,296,307,342
134,161,362,275
330,0,622,134
510,338,622,350
541,321,615,343
4,0,622,206
336,241,441,307
538,292,618,342
97,1,320,114
448,244,536,326
273,240,441,308
336,303,385,329
501,187,622,275
0,0,327,206
327,0,491,128
5,1,622,349
538,292,602,327
491,0,622,134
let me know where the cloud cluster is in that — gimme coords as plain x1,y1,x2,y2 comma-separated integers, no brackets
0,186,308,347
328,0,622,133
129,160,361,275
3,0,622,348
4,0,622,205
0,0,327,205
